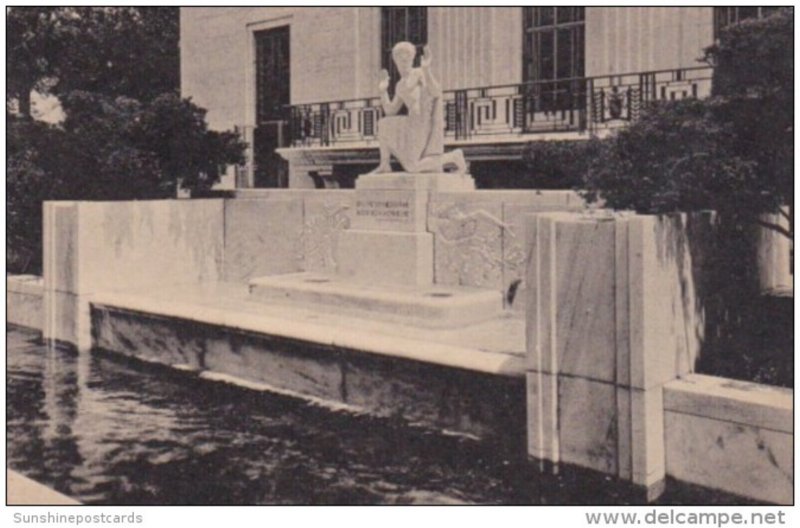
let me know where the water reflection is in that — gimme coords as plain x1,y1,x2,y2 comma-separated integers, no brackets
7,326,748,505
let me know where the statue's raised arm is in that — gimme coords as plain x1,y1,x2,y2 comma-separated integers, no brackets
420,45,441,97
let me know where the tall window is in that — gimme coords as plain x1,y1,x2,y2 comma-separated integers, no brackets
523,7,585,84
714,7,781,37
255,26,290,123
253,26,290,187
381,7,427,94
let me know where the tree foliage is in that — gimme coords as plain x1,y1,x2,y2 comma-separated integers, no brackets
582,99,761,216
704,8,793,238
7,7,246,273
706,8,792,103
7,7,179,118
582,8,793,240
60,92,246,198
521,140,604,189
7,119,63,272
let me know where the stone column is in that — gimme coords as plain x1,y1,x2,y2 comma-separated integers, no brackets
756,207,793,294
42,202,93,351
525,211,709,500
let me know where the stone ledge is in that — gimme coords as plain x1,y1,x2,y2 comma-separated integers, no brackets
8,274,44,295
355,172,475,192
89,287,525,378
664,374,792,434
249,272,503,329
91,303,527,441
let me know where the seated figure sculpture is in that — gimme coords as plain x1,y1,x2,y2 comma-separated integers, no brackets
371,42,467,174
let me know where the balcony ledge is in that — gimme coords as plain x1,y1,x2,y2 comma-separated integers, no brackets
277,129,611,167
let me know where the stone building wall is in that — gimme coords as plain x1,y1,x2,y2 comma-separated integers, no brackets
585,7,714,76
180,7,715,133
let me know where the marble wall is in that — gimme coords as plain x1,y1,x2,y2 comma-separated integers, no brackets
525,212,714,497
78,200,225,292
585,7,713,77
225,189,584,304
224,191,356,279
42,191,585,349
524,210,794,504
429,190,584,310
7,275,43,330
42,200,226,348
223,198,305,282
664,374,793,504
42,200,219,288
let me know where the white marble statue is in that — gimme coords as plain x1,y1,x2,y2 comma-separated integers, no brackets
371,42,467,174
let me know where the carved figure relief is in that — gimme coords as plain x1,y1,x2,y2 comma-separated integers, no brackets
303,200,352,272
430,202,510,288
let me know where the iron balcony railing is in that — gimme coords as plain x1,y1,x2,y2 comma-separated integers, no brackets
286,66,713,148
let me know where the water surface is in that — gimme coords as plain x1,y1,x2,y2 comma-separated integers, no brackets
7,326,748,505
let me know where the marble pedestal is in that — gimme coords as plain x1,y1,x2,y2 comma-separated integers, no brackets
248,172,504,327
336,172,475,287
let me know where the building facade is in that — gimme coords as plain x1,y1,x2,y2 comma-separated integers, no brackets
179,7,768,189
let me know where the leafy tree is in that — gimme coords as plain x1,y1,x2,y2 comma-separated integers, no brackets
7,7,245,274
58,91,246,198
703,7,793,240
7,6,179,118
579,9,794,386
131,94,246,194
521,139,604,189
581,98,760,217
7,119,60,272
582,8,792,240
7,7,70,118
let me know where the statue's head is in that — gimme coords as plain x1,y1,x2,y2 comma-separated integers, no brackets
391,41,416,76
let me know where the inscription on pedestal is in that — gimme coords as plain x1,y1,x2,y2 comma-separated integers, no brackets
350,189,427,232
356,199,411,223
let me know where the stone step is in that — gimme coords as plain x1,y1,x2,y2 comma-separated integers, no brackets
249,272,504,329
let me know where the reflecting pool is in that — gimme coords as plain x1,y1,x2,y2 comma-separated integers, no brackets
7,326,748,505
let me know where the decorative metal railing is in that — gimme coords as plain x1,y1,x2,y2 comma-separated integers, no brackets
286,66,713,148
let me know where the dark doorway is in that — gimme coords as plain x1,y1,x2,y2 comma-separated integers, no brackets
254,25,290,188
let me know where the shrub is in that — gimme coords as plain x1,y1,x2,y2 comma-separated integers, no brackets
61,91,246,197
521,139,604,189
7,118,76,273
704,8,793,240
581,98,760,217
